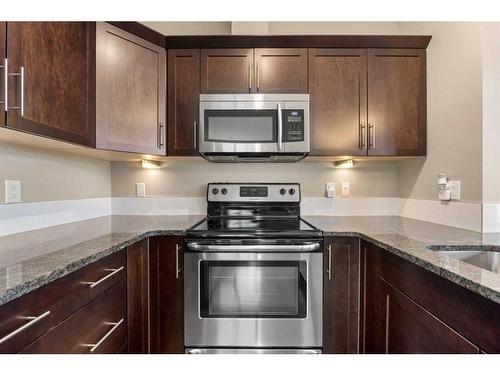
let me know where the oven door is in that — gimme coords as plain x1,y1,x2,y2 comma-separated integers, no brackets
184,251,322,348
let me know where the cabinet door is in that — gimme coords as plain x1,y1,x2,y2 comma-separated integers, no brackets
127,239,149,354
367,49,426,155
381,280,479,354
149,236,184,353
309,49,367,156
0,22,5,127
323,237,361,354
254,48,307,93
167,49,200,156
201,49,253,93
95,22,166,155
6,22,95,146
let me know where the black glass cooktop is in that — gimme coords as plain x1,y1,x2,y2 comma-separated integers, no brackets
187,217,322,239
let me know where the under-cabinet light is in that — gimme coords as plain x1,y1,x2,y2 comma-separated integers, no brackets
334,159,354,169
141,159,161,169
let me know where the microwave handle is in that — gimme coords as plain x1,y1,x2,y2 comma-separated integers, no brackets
277,103,283,151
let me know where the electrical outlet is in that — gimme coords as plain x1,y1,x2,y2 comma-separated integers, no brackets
5,180,21,203
136,183,146,197
326,182,336,198
341,181,350,197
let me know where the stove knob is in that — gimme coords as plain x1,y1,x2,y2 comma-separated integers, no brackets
289,188,296,195
212,188,219,195
279,188,287,195
221,188,228,195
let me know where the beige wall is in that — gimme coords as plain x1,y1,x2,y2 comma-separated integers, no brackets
481,23,500,204
142,22,231,35
398,23,483,203
0,142,111,203
111,159,399,198
142,21,400,36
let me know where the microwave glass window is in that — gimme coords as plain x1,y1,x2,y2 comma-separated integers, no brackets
205,110,277,143
199,260,307,318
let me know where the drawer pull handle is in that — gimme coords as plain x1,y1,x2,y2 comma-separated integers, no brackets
327,244,332,280
83,266,124,289
83,318,124,353
0,310,51,345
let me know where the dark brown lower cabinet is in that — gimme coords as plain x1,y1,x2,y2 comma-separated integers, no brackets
21,280,127,354
361,240,500,353
127,239,150,353
323,237,361,353
149,236,184,353
380,280,479,353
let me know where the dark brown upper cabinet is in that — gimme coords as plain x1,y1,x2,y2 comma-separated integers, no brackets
201,49,253,94
95,22,166,155
167,49,200,156
367,49,426,156
0,22,5,127
254,48,307,93
200,48,307,94
309,48,426,156
309,49,367,156
5,22,95,147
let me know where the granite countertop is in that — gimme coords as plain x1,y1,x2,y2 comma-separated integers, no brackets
303,215,500,304
0,215,204,306
1,214,500,307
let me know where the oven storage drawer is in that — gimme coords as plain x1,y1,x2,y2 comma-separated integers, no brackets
184,251,323,348
21,280,127,354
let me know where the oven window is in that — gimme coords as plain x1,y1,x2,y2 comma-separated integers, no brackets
204,110,277,143
199,261,307,318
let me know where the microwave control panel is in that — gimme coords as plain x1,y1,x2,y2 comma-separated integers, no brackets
282,109,305,142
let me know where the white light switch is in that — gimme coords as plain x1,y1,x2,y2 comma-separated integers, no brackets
449,180,461,200
5,180,21,203
341,181,350,197
136,183,146,197
326,182,336,198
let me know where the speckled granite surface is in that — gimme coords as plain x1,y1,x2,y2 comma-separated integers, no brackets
0,215,204,306
1,214,500,307
303,216,500,304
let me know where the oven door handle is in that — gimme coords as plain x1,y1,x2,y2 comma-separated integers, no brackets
186,243,320,252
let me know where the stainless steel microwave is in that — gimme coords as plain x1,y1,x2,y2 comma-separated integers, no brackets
198,94,310,162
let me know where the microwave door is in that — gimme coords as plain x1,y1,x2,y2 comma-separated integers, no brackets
199,101,283,154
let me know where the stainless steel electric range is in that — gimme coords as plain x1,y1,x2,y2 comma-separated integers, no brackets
184,183,323,354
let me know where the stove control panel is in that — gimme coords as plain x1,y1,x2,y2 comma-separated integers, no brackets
207,183,300,202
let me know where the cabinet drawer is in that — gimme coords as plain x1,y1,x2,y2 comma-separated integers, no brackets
0,250,126,353
21,279,126,353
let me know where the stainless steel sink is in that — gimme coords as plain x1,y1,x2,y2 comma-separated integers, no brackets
427,245,500,274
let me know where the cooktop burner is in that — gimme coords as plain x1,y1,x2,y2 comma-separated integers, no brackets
186,183,322,239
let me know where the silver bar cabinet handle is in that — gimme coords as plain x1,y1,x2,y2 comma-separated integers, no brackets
248,62,252,91
0,58,6,111
369,122,375,149
83,266,124,289
8,66,24,116
175,244,182,279
360,123,366,149
0,310,51,345
327,244,332,280
193,121,197,149
277,103,283,151
187,243,320,252
83,318,124,353
159,122,164,149
256,60,260,92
